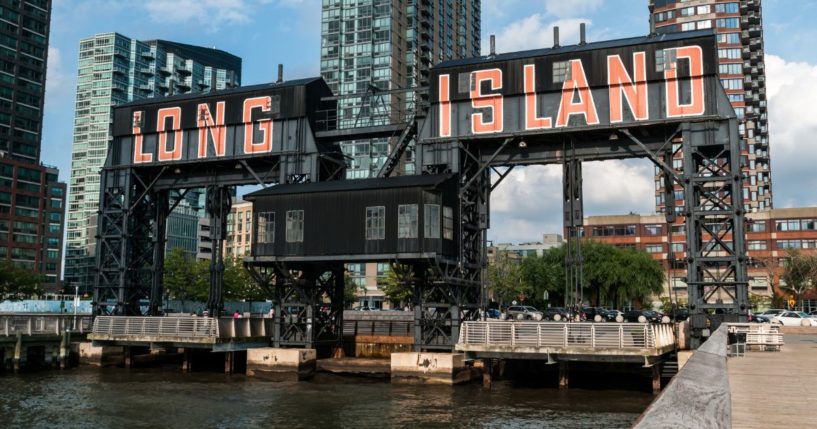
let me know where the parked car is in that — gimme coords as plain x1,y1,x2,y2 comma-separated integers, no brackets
809,310,817,316
624,309,663,323
484,308,501,319
582,307,608,321
756,309,786,320
671,308,690,322
771,311,817,327
506,306,543,321
542,307,570,321
602,309,624,322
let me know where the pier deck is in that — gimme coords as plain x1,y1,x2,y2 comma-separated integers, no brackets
728,334,817,428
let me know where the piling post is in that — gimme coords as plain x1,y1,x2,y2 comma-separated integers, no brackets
482,358,493,389
58,330,69,369
124,346,133,368
182,348,192,372
13,332,22,373
651,364,662,394
224,351,234,374
559,361,569,390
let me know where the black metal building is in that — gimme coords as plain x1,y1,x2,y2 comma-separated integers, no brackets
245,174,459,260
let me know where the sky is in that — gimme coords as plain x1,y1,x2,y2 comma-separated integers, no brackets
42,0,817,244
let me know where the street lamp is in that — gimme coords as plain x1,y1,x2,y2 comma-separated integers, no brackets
72,284,79,331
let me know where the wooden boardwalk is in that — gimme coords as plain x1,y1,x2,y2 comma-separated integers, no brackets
728,334,817,428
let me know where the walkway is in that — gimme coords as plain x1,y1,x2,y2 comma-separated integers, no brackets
728,334,817,428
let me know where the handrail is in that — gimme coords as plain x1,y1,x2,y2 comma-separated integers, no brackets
92,316,219,338
458,321,676,350
0,314,94,336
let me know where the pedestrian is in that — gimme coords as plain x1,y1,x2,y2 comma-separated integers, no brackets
233,310,240,319
268,307,274,318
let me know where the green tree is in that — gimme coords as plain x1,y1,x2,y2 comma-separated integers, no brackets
343,273,358,307
781,250,817,307
488,251,530,306
380,263,421,308
0,260,43,300
223,256,267,302
517,241,664,309
163,247,208,302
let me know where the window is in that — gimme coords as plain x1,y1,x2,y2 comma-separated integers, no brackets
645,244,663,253
671,243,685,253
552,61,569,83
777,240,801,249
257,212,275,243
644,224,663,236
747,240,767,250
443,206,454,240
776,220,801,231
365,206,385,240
749,221,766,232
716,18,740,28
424,204,440,239
717,33,741,45
718,48,741,59
285,210,304,242
715,3,739,14
719,63,742,75
397,204,418,238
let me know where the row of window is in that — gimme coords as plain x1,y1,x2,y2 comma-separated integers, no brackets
775,219,817,232
255,205,454,244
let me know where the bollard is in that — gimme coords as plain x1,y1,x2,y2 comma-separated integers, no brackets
13,332,22,373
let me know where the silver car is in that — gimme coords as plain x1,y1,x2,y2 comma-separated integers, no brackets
506,305,543,321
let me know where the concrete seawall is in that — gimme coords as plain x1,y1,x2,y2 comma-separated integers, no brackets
632,325,730,429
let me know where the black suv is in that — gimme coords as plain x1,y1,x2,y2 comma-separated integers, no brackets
624,309,663,323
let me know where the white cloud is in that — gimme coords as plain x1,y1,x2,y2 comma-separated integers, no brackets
44,47,70,105
141,0,304,28
487,14,591,54
764,54,817,208
488,160,655,243
544,0,603,19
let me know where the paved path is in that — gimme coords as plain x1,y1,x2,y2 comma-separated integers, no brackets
728,334,817,428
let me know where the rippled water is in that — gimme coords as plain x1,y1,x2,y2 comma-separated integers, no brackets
0,369,652,428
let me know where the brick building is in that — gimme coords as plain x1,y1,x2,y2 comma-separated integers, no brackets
584,207,817,306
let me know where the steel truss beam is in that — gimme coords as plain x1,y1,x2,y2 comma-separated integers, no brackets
247,263,344,351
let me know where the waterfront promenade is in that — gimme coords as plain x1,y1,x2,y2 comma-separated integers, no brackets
729,333,817,428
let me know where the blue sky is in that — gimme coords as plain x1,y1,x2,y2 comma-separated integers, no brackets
42,0,817,243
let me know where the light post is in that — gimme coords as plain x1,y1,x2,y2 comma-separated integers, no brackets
72,284,79,331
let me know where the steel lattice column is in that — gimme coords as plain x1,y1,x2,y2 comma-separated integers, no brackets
206,186,232,317
682,120,748,347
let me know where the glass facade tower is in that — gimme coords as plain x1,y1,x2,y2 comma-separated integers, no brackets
65,33,241,292
651,0,771,213
320,0,481,178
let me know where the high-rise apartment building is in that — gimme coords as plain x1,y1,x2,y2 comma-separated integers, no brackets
320,0,481,178
650,0,771,213
0,0,66,292
65,33,241,292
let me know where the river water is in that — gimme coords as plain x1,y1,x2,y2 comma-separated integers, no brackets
0,369,652,428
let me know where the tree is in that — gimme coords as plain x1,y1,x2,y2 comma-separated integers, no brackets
380,263,419,308
0,260,43,300
516,241,664,309
163,247,209,302
781,250,817,307
488,251,530,306
223,256,267,302
343,273,358,307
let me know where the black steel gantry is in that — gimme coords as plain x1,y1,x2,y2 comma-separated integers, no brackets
93,30,748,352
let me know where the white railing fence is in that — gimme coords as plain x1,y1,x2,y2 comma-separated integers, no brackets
91,316,273,339
93,316,219,338
459,321,676,350
0,315,93,336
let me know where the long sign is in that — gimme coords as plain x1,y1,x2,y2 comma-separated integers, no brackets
428,31,722,139
109,78,333,167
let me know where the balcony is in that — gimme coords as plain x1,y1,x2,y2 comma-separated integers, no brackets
140,51,155,60
139,67,154,76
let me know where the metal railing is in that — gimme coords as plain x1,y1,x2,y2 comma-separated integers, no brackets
1,315,93,336
93,316,219,338
459,321,676,350
726,322,783,351
342,319,413,337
